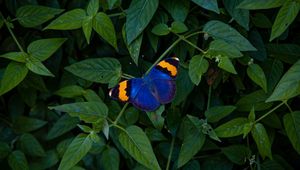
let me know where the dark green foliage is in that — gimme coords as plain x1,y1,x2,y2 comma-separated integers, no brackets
1,0,300,169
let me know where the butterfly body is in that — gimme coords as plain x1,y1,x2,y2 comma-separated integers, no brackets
109,57,179,111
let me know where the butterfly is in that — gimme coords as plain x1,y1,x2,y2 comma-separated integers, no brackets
109,57,179,111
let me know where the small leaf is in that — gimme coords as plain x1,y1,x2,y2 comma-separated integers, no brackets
13,116,47,132
47,114,79,140
100,147,120,170
236,90,273,111
251,123,272,159
205,105,236,123
270,1,300,41
0,52,27,62
58,134,93,170
29,150,59,170
224,0,249,30
266,60,300,102
222,145,250,165
248,107,255,122
25,57,54,77
77,124,93,133
203,20,256,51
188,55,209,85
19,133,46,157
218,56,237,74
8,150,29,170
118,125,161,170
87,0,99,16
49,102,108,123
191,0,219,13
215,118,248,138
247,64,267,92
126,32,143,65
237,0,285,9
93,12,117,49
16,5,64,27
27,38,66,61
65,57,121,84
0,62,28,95
125,0,159,43
54,85,85,98
83,89,103,102
160,0,189,22
146,105,165,130
283,111,300,154
206,40,243,59
170,21,188,34
45,9,86,30
82,16,93,44
151,24,170,36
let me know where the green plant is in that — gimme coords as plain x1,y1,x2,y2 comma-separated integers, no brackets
0,0,300,169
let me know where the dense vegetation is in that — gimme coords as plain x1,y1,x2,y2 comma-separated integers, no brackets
1,0,300,169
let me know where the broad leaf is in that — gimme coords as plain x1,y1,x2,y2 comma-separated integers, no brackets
19,133,46,157
170,21,188,34
49,102,108,123
27,38,67,61
237,0,284,9
54,85,85,98
125,0,159,43
267,60,300,102
0,62,28,95
100,147,120,170
82,16,93,44
236,90,273,111
247,64,267,92
146,105,165,130
224,0,249,30
215,118,248,138
16,5,64,27
266,44,300,64
161,0,189,22
65,57,121,84
218,56,237,74
127,33,143,65
13,116,47,132
25,57,54,77
29,150,59,170
283,111,300,154
0,52,27,62
251,123,272,159
152,24,170,36
8,150,29,170
206,40,243,58
191,0,219,14
58,134,93,170
203,20,256,51
93,12,117,49
45,9,86,30
188,54,209,85
118,125,161,170
87,0,99,16
270,1,300,41
205,105,236,123
222,145,250,165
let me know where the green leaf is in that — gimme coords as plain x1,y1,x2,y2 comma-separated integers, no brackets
25,57,54,77
206,40,243,58
49,102,108,123
248,30,267,61
13,116,47,132
270,1,300,41
45,9,86,30
170,21,188,34
251,13,273,28
58,134,93,170
283,111,300,154
77,124,93,133
27,38,66,61
0,62,28,95
65,58,121,84
151,24,170,36
215,118,248,138
100,147,120,170
19,133,46,157
203,20,256,51
8,150,29,170
205,105,236,123
83,89,103,102
222,145,250,165
0,52,27,62
173,67,194,105
160,0,189,22
0,141,11,159
127,33,143,65
177,115,206,168
236,90,273,112
247,64,267,92
93,12,117,49
266,60,300,102
29,150,59,170
54,85,85,98
82,16,93,44
146,105,165,130
16,5,64,27
118,125,161,170
218,56,237,74
248,107,255,122
191,0,219,13
145,128,167,141
188,54,209,85
47,114,79,140
87,0,99,16
251,123,272,159
125,0,159,43
266,44,300,64
224,0,249,30
237,0,284,9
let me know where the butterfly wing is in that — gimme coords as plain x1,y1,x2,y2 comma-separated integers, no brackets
109,78,160,111
146,57,179,104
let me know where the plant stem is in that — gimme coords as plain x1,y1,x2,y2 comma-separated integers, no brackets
3,19,24,52
108,12,125,17
122,73,135,79
166,136,175,170
206,85,212,110
284,100,293,113
174,32,206,53
255,102,284,123
113,103,129,125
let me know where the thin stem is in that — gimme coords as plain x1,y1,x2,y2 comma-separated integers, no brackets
255,102,284,123
113,103,129,125
166,136,176,170
111,123,127,133
3,19,24,52
206,85,212,110
123,73,135,79
185,31,205,39
108,12,125,17
284,100,293,113
121,75,132,80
